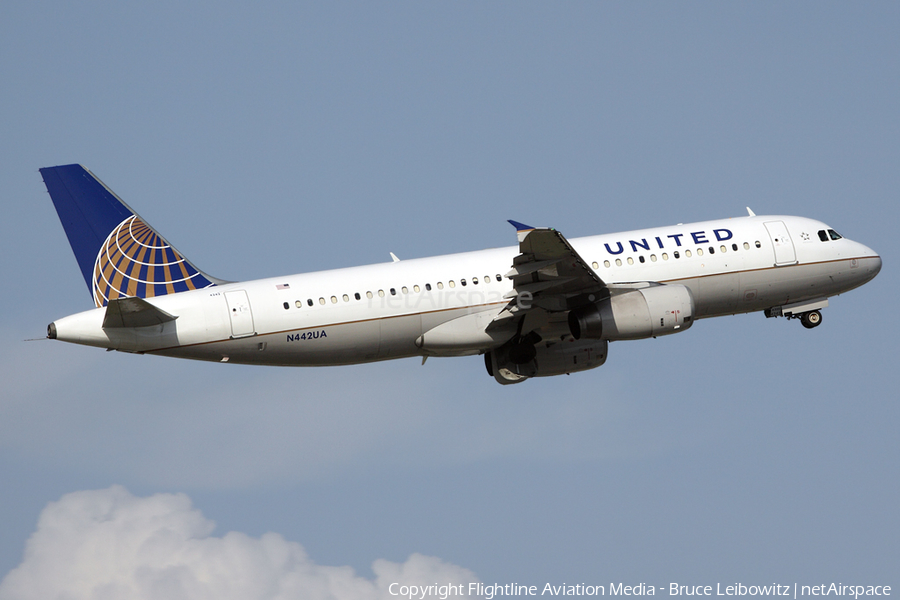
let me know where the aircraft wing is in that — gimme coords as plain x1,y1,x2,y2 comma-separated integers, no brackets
490,221,609,328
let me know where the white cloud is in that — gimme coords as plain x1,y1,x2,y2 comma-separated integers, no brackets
0,486,480,600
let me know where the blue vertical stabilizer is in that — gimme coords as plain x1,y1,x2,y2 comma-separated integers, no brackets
40,164,218,307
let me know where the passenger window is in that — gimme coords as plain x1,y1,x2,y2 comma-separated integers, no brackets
484,276,490,284
331,296,338,304
685,250,692,257
627,257,634,265
449,280,456,288
755,241,761,248
367,291,374,299
425,283,432,291
390,288,396,296
307,299,314,306
674,251,680,259
708,247,714,254
592,261,599,269
720,245,726,253
604,260,611,268
818,230,829,242
437,282,444,289
461,279,467,286
283,302,289,310
378,290,385,297
495,274,502,282
662,253,668,261
743,242,750,250
319,297,326,305
355,292,361,300
295,300,303,308
402,286,408,294
615,258,622,266
414,285,420,293
732,243,737,251
343,294,349,302
697,248,704,256
639,256,645,263
650,254,657,262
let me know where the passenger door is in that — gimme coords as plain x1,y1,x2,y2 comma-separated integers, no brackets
764,221,797,266
224,290,256,338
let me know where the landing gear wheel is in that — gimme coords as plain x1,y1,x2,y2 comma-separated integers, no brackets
800,310,822,329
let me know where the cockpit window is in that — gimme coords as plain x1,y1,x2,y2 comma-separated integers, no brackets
818,230,829,242
828,229,843,240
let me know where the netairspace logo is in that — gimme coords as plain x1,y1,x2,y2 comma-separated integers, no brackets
668,584,892,599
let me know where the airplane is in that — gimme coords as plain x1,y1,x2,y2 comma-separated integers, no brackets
40,164,882,385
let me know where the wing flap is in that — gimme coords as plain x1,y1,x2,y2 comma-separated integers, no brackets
488,223,610,332
507,227,607,311
505,258,562,278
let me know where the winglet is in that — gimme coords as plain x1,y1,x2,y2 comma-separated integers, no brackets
508,220,537,243
508,220,535,232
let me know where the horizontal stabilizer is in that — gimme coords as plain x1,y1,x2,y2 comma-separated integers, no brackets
103,297,177,329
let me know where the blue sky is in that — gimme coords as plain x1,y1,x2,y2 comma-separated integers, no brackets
1,2,897,596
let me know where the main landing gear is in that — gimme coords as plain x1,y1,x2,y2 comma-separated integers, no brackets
799,310,822,329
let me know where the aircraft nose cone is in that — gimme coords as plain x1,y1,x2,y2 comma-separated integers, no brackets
856,241,881,280
858,248,882,285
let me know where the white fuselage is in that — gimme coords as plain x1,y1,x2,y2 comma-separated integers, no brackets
51,215,882,366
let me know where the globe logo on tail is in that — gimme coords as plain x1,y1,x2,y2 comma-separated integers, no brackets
92,216,214,308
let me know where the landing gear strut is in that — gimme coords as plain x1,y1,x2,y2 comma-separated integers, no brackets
800,310,822,329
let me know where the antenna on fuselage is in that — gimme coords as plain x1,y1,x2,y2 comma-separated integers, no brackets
746,207,756,217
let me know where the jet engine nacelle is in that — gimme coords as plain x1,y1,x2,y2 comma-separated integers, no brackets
568,284,694,341
486,338,609,385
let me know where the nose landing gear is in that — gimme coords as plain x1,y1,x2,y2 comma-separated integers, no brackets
764,300,828,329
800,310,822,329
